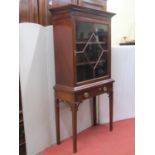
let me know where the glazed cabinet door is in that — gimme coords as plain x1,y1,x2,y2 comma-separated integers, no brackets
75,20,110,83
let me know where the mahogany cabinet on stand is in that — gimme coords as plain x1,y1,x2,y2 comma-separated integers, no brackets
50,4,115,153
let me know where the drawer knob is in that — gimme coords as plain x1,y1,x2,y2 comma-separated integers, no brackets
103,87,107,91
84,92,90,98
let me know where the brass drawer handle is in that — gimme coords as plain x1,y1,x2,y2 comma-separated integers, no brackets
103,87,107,91
84,92,90,98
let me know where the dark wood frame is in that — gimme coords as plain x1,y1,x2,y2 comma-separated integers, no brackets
19,0,52,25
19,0,107,26
52,0,107,11
50,4,115,153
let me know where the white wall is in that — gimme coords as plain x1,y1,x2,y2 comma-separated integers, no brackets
19,23,55,155
107,0,135,45
20,23,135,155
19,23,93,155
99,46,135,124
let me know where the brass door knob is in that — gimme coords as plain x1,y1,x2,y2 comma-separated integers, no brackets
84,92,90,98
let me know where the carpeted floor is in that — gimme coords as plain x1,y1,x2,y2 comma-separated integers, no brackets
43,118,135,155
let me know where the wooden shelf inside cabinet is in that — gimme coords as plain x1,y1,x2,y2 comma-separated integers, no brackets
77,60,106,66
50,5,115,153
76,50,108,54
76,42,106,44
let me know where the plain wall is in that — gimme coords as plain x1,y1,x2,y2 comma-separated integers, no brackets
19,23,55,155
19,23,93,155
107,0,135,45
19,23,135,155
98,46,135,124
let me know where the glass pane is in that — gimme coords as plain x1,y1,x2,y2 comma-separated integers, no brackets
76,43,86,52
76,53,87,64
85,42,103,62
95,23,108,49
76,21,109,82
94,52,108,78
76,22,94,42
77,65,93,82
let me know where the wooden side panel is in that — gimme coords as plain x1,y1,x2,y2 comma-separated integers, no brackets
38,0,53,25
19,0,52,25
47,0,53,25
51,0,107,11
53,19,75,87
38,0,47,25
19,0,108,25
55,91,75,102
79,0,107,11
52,0,77,7
19,0,29,22
19,0,39,23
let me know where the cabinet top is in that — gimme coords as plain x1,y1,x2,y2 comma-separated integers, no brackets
49,4,115,18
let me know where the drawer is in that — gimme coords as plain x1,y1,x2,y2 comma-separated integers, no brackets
75,85,110,101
